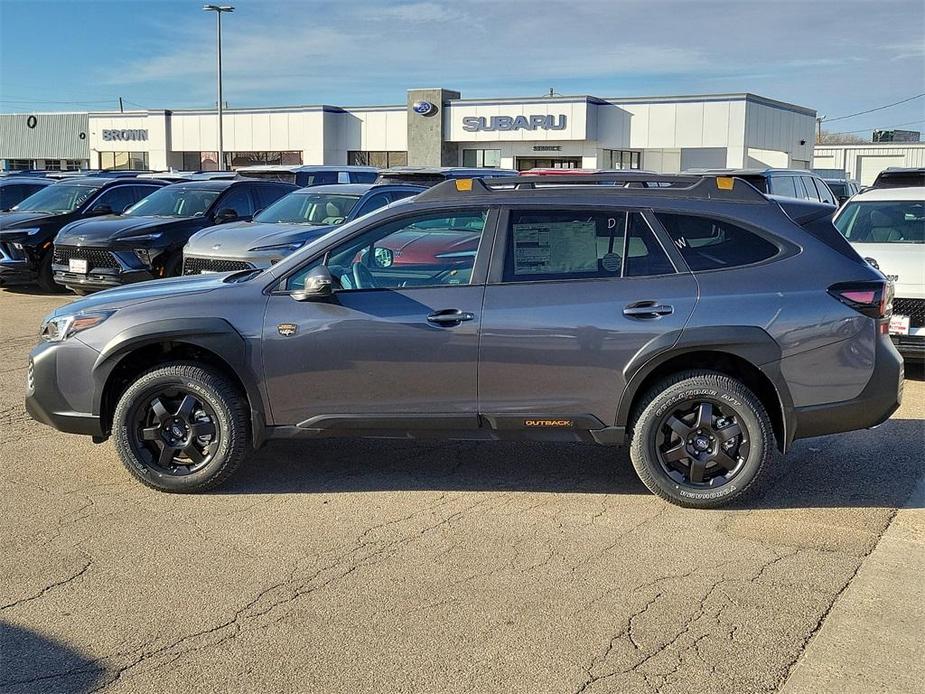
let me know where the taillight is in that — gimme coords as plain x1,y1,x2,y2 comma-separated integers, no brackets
828,281,893,320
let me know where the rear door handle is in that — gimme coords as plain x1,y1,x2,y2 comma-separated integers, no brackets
427,309,475,326
623,302,674,318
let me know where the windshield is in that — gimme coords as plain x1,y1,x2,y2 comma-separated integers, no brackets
255,192,360,225
12,184,99,214
124,186,221,218
835,200,925,244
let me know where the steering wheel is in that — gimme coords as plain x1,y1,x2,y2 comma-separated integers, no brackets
352,262,378,289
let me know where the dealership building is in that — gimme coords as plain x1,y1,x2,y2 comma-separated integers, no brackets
0,88,817,173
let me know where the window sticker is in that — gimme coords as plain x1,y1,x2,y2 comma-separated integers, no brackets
512,221,598,275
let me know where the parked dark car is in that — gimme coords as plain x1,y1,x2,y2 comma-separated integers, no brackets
0,176,168,292
691,168,838,206
375,166,519,187
52,179,297,293
823,178,860,206
25,172,902,508
0,176,55,212
182,183,424,273
871,167,925,189
235,165,378,187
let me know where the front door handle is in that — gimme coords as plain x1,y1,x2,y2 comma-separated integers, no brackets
623,302,674,318
427,309,475,326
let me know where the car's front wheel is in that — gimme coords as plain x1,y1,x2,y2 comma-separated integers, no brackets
112,362,250,492
629,370,773,508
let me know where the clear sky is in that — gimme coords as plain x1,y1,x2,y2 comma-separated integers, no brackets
1,0,923,137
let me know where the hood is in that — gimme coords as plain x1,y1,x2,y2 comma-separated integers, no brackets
380,229,479,262
186,221,334,256
0,211,54,232
56,215,202,245
48,272,237,317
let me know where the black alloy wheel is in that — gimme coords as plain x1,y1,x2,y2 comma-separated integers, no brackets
129,388,219,475
655,399,748,488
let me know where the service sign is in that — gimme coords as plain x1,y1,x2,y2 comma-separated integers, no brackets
462,114,567,132
889,313,910,335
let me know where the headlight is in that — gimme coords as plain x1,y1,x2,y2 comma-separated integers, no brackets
249,241,303,253
14,227,42,236
40,310,115,343
121,232,163,242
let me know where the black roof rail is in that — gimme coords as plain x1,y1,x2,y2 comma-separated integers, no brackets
415,172,769,204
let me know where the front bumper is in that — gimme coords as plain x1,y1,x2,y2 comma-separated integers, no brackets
25,339,104,437
891,334,925,361
52,245,157,292
182,253,268,275
792,333,904,440
0,258,37,284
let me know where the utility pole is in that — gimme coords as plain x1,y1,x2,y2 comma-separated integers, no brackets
816,116,824,144
203,5,234,170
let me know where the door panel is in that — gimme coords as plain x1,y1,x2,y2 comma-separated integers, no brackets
262,286,484,424
478,276,697,425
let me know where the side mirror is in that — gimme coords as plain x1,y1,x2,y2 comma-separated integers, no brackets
214,207,239,224
372,247,393,268
290,265,334,301
90,203,113,216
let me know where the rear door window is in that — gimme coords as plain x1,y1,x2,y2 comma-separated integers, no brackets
655,213,780,271
501,209,674,283
93,185,138,213
811,178,836,205
768,176,798,198
216,187,255,218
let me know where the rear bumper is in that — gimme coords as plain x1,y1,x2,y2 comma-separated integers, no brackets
792,334,903,440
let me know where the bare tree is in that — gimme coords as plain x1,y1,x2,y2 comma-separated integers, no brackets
817,130,868,145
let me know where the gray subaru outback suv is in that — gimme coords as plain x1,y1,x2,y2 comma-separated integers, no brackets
25,173,903,508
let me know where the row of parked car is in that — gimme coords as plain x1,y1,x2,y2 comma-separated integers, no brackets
1,164,921,362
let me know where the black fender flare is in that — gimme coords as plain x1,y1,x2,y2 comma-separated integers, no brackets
90,317,268,447
615,326,796,451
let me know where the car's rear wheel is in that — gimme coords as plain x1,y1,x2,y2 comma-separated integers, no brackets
629,370,772,508
112,362,249,492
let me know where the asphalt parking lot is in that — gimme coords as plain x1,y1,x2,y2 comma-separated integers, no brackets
1,287,922,694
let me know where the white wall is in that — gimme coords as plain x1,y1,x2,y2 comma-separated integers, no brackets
89,112,169,170
327,108,407,163
813,144,925,185
744,101,815,167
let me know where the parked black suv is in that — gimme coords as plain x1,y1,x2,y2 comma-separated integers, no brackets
0,176,54,212
0,176,168,292
52,179,297,293
25,173,902,508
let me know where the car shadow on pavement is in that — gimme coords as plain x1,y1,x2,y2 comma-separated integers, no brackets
217,418,924,510
0,620,105,693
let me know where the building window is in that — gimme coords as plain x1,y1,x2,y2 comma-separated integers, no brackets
43,160,63,171
5,159,32,171
348,151,408,168
462,149,502,168
64,160,85,171
515,157,582,171
99,151,149,170
186,150,302,171
605,150,641,170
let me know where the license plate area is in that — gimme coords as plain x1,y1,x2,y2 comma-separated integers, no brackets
889,314,910,335
69,258,88,274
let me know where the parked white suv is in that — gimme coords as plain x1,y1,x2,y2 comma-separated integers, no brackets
834,186,925,359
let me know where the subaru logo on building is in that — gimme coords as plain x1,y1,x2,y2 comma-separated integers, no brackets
412,100,437,116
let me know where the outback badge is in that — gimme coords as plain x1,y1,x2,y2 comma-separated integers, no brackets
277,323,298,337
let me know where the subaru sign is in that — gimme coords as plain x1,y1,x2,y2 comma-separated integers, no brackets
412,101,437,116
462,115,567,132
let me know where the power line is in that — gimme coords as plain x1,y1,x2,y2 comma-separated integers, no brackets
824,118,925,136
822,93,925,123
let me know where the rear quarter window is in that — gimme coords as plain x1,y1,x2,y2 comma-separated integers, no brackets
655,213,780,271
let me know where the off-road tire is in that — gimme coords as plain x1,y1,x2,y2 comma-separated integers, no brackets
112,362,250,492
629,370,773,509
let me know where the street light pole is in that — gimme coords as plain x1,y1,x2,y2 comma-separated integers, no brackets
203,5,234,171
